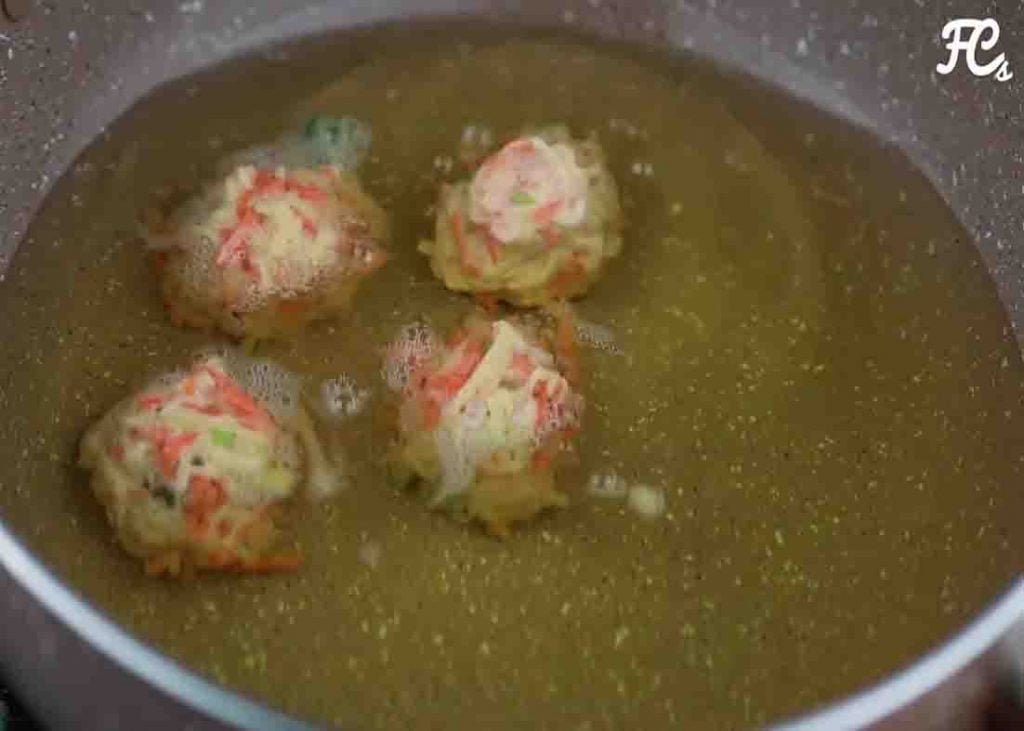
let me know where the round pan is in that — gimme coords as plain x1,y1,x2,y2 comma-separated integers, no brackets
1,2,1022,728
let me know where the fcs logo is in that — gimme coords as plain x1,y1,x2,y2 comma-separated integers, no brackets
936,18,1013,82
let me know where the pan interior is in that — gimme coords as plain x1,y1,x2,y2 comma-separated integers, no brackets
1,25,1023,730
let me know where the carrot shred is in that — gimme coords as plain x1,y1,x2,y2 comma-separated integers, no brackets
137,393,168,411
289,204,318,238
141,426,198,480
216,208,265,279
532,380,550,430
248,169,328,204
483,231,501,264
201,364,275,432
285,180,329,205
450,210,481,276
554,307,580,385
532,199,561,228
183,474,228,538
416,336,486,428
215,169,332,286
181,401,223,417
426,338,484,400
224,389,275,432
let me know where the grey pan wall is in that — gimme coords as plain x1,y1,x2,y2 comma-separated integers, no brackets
0,1,1023,729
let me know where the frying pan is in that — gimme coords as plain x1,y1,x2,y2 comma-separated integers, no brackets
2,1,1024,728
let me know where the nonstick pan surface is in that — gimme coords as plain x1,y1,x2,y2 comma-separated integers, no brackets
2,1,1024,728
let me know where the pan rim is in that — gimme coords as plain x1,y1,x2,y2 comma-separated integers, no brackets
0,522,315,731
2,510,1022,729
774,578,1024,729
1,8,1022,729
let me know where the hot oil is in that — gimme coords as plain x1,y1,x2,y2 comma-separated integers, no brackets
1,28,1024,730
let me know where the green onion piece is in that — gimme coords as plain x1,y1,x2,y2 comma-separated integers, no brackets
299,115,371,170
304,115,356,145
211,428,236,448
510,190,535,206
303,115,331,140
